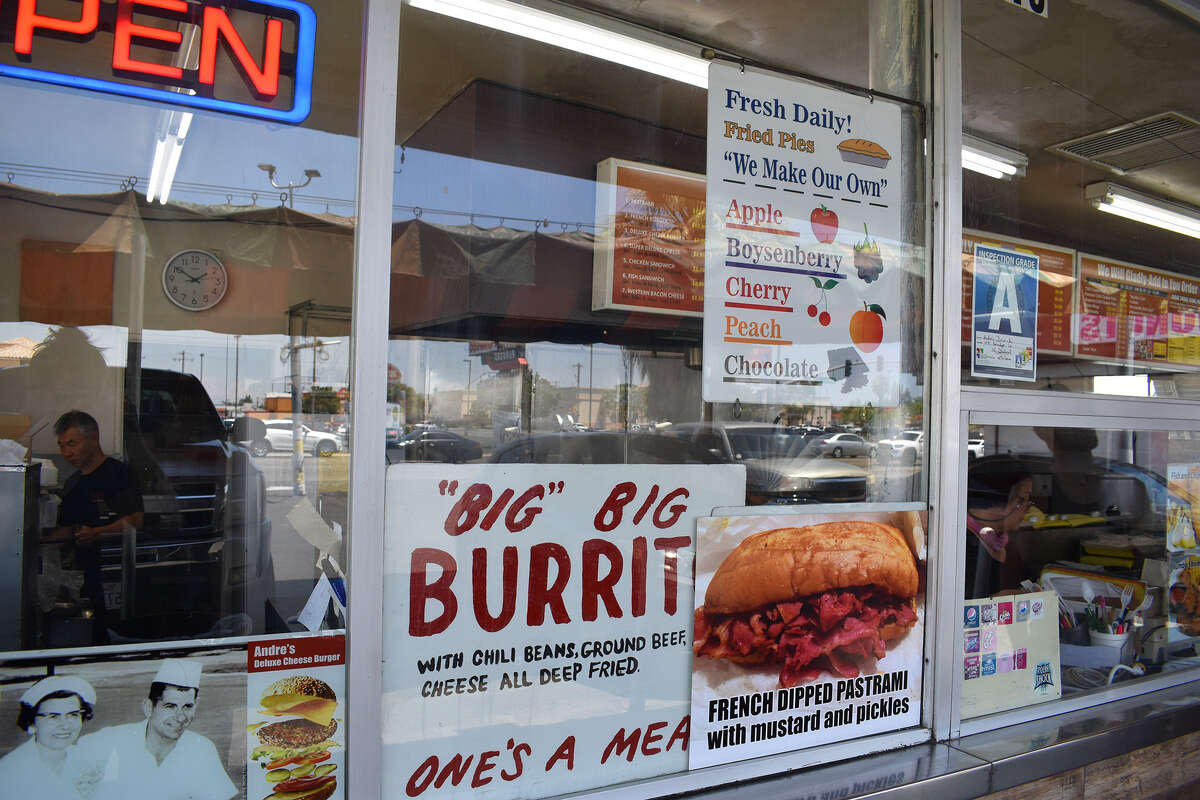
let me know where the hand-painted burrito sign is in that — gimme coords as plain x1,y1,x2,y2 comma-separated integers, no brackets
382,463,745,800
0,0,316,123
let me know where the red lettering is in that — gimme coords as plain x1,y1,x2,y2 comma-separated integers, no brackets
631,484,659,525
15,0,100,54
505,485,544,531
641,721,667,755
501,740,530,781
631,536,647,617
199,6,282,98
113,0,185,80
666,716,690,751
406,755,438,797
435,753,473,789
601,727,641,764
653,488,689,528
654,537,691,615
471,750,499,788
544,735,576,772
581,539,623,621
472,546,517,632
595,481,637,532
444,483,492,535
527,543,570,625
480,487,513,530
409,548,457,636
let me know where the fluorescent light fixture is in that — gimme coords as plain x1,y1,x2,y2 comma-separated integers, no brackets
961,133,1028,180
408,0,709,87
146,109,192,204
1086,181,1200,240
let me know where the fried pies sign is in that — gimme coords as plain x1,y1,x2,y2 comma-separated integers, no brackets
0,0,316,123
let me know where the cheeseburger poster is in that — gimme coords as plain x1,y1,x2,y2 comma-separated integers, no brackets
382,464,745,800
247,635,345,800
703,62,905,409
690,509,926,769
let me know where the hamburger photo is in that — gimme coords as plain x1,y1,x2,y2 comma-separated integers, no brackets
693,519,921,688
251,676,341,800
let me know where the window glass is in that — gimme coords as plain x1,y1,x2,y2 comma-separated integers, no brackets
0,1,361,651
961,422,1200,717
960,3,1200,398
383,2,927,797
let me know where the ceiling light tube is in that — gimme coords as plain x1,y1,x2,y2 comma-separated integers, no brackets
408,0,709,87
961,133,1028,180
1086,182,1200,240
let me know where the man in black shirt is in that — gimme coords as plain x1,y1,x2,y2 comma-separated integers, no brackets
47,410,143,643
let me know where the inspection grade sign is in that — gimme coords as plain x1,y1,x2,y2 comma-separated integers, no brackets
703,62,904,408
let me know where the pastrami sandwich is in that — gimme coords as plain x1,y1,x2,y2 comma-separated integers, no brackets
694,521,918,687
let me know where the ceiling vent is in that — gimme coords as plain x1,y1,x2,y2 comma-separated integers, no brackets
1047,112,1200,175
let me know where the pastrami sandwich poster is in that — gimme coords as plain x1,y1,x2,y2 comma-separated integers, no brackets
690,510,926,768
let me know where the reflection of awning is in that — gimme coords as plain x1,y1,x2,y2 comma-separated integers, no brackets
1,185,354,336
388,218,700,346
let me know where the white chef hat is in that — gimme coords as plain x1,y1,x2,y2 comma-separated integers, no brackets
153,659,203,689
20,676,97,708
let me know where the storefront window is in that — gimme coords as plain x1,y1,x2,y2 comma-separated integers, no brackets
960,3,1200,399
382,2,929,798
960,422,1200,717
1,4,358,797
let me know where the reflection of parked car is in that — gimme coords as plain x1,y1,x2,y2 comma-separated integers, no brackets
664,422,867,504
490,431,721,465
257,419,342,456
967,439,985,460
387,429,483,463
878,430,924,463
815,432,876,458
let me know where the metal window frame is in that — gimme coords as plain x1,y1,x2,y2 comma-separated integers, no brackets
346,2,402,799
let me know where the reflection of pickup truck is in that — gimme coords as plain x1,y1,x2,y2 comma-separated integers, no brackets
878,430,924,464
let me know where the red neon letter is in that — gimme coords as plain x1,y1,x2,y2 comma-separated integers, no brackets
15,0,100,54
199,7,282,98
113,0,186,80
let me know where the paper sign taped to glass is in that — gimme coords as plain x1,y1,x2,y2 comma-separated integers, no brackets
702,62,906,408
689,510,926,769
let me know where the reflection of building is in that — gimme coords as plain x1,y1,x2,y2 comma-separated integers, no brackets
0,337,36,368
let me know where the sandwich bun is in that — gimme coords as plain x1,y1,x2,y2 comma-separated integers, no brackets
704,521,918,614
259,676,337,727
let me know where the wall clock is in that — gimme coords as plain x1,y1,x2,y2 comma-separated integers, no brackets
162,249,228,311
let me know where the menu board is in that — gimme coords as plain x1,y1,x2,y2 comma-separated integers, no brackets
960,591,1060,719
382,463,745,800
702,62,904,408
1076,254,1200,369
592,158,706,316
961,230,1074,355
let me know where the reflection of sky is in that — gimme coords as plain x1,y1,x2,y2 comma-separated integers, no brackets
1,79,596,229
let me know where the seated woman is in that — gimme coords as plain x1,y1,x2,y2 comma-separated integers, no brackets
965,457,1033,598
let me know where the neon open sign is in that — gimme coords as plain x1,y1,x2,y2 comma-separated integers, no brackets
0,0,316,123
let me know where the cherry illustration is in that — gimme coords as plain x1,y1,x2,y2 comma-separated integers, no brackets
819,311,831,327
807,304,819,317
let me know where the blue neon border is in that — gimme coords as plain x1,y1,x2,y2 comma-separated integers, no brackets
0,0,316,124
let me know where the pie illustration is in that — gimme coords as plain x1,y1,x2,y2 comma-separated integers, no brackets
838,139,891,169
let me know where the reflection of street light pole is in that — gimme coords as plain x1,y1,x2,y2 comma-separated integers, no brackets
463,358,472,420
233,334,241,414
257,163,321,208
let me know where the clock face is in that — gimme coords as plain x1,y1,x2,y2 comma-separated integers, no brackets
162,249,228,311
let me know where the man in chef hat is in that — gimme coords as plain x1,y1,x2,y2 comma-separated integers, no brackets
82,658,236,800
